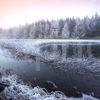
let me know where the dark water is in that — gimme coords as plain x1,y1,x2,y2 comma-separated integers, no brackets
0,44,100,98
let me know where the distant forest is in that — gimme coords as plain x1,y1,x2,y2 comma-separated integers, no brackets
0,14,100,39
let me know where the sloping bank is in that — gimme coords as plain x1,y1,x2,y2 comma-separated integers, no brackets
0,70,98,100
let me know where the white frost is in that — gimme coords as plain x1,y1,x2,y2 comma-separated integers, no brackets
0,74,99,100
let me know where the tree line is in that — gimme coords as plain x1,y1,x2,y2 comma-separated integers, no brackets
0,14,100,39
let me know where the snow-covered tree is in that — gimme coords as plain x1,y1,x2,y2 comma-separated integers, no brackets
0,14,100,39
50,20,59,38
62,21,70,38
58,19,65,38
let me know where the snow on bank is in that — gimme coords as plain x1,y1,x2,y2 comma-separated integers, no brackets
0,39,41,56
54,57,100,73
0,74,98,100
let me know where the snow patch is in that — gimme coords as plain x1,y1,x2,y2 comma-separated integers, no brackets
0,74,99,100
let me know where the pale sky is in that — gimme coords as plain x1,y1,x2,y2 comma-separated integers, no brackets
0,0,100,29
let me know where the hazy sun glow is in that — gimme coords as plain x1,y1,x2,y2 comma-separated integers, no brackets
0,0,100,29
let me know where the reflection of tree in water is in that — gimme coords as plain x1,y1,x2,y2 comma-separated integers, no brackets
40,43,94,61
